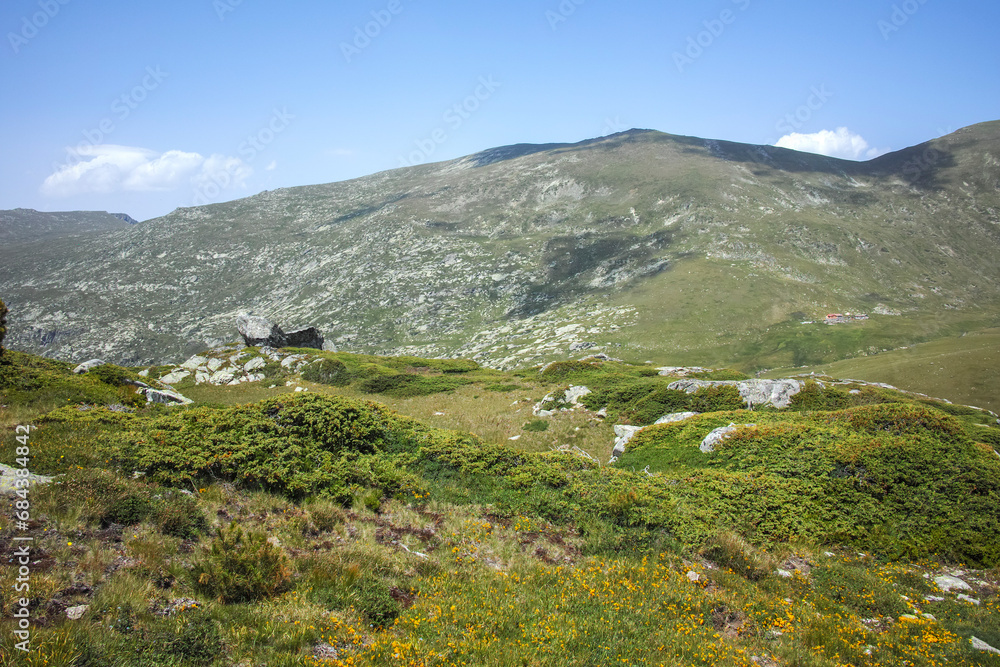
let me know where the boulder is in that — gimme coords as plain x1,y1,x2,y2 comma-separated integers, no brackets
611,425,642,458
700,423,756,453
236,314,326,351
160,370,190,385
140,387,193,405
934,574,972,592
244,357,266,372
972,637,1000,655
284,326,324,349
65,605,89,621
73,359,107,374
654,411,699,425
668,379,803,409
237,314,286,347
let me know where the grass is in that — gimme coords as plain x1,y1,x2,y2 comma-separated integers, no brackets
765,327,1000,414
2,346,1000,666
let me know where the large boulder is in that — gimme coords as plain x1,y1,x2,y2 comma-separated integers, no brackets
237,314,287,347
668,379,803,409
236,314,326,351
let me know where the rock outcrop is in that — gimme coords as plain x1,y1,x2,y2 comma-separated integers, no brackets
533,385,592,417
700,423,756,453
668,379,803,409
610,411,700,462
236,314,330,351
73,359,108,374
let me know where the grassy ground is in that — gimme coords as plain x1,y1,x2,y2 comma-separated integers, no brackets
764,328,1000,414
2,347,999,666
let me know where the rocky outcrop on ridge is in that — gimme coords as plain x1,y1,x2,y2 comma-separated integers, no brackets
236,314,330,351
668,379,803,409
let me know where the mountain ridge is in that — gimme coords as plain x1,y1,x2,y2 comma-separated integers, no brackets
1,121,998,374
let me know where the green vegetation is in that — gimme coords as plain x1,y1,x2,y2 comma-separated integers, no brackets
2,347,999,666
0,297,7,356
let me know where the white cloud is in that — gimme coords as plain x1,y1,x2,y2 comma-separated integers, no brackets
774,127,890,161
265,160,277,171
41,145,252,197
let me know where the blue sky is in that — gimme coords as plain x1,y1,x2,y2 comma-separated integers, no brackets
1,0,997,221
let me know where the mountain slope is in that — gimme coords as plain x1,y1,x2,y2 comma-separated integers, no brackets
1,122,998,368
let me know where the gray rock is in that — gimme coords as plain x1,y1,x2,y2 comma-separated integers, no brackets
237,314,326,350
934,574,972,592
700,423,756,453
668,379,803,409
322,340,338,352
284,326,324,349
244,357,266,372
0,463,56,494
972,637,1000,654
206,358,224,372
160,370,191,385
569,341,596,351
65,605,89,620
209,369,236,385
73,358,107,374
657,366,709,377
956,594,981,605
180,355,208,370
611,425,642,458
141,387,193,405
237,314,286,347
281,354,307,369
654,411,699,425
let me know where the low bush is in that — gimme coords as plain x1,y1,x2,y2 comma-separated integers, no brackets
192,524,291,603
301,358,352,386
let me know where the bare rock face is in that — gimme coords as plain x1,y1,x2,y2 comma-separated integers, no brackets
236,314,326,350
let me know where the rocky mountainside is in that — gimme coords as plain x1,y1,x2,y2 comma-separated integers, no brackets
0,208,135,245
1,121,998,367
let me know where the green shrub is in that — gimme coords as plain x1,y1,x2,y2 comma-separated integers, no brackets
146,608,223,664
105,494,153,526
88,363,135,387
356,577,402,628
358,372,473,397
700,531,776,581
301,358,352,386
192,524,291,603
690,369,750,381
154,493,208,539
689,385,744,413
538,360,600,380
121,393,394,498
523,419,549,432
484,383,522,392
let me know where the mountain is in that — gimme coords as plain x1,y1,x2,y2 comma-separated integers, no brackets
1,122,999,368
0,208,135,245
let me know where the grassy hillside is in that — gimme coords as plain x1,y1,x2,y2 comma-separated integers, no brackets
2,345,999,666
764,328,1000,414
2,122,999,372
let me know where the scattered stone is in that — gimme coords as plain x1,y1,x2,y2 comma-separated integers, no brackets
209,369,236,385
924,595,945,602
686,571,701,582
65,605,89,620
281,354,307,369
595,407,607,418
899,614,919,621
244,357,266,372
972,637,1000,654
206,358,224,372
162,598,200,616
934,574,972,592
72,359,107,374
160,370,191,385
776,569,793,578
956,594,981,605
922,613,936,621
569,341,596,351
533,385,592,416
140,387,193,406
181,355,208,370
509,435,521,441
668,379,804,409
